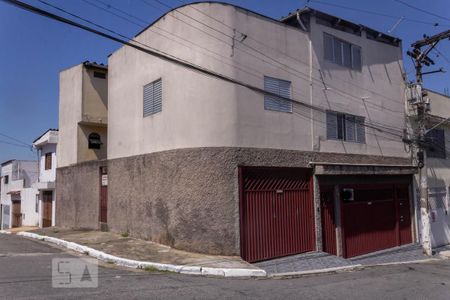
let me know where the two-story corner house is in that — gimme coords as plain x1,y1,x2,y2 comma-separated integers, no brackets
412,89,450,248
57,3,417,262
0,160,38,229
32,129,59,228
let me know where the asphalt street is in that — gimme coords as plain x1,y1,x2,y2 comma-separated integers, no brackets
1,234,450,299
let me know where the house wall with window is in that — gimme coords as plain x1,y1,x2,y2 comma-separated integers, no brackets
33,129,59,228
97,3,412,255
0,160,38,229
58,3,413,257
108,3,407,160
58,62,108,168
421,90,450,247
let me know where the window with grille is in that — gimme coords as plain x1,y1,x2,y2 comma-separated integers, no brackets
426,128,446,159
4,175,8,184
45,153,52,170
264,76,292,113
324,33,362,70
143,79,162,117
326,111,365,143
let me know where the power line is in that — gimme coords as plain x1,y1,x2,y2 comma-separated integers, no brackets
393,0,450,23
166,1,408,118
1,0,405,141
85,0,405,122
0,132,31,146
432,47,450,66
140,0,407,112
0,140,32,149
310,0,447,27
86,0,407,133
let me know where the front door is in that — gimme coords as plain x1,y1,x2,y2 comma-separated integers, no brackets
395,185,412,245
11,201,22,228
42,191,53,228
321,185,337,255
342,184,412,258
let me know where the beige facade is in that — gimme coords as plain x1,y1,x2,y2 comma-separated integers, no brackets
58,62,108,167
108,3,407,160
57,3,418,257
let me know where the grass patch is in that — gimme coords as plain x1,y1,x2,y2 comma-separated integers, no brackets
106,261,115,265
142,266,173,274
120,232,129,238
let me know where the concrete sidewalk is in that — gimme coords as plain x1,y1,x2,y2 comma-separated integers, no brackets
27,227,258,271
6,227,449,278
256,244,447,276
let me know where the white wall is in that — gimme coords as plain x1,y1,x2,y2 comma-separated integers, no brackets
58,65,83,168
425,90,450,247
1,160,38,228
39,143,57,183
108,3,408,160
20,187,39,227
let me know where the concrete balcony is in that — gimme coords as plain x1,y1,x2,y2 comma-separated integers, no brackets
33,181,56,191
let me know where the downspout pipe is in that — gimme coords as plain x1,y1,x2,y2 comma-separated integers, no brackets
296,11,307,31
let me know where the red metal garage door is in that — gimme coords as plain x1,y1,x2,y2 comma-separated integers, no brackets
342,184,412,258
240,167,315,262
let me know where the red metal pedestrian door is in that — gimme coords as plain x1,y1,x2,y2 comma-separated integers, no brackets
240,167,315,262
99,167,108,223
342,184,412,258
320,185,337,256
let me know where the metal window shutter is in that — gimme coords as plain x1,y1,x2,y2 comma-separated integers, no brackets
143,79,162,117
355,116,366,143
352,46,362,70
153,79,162,113
333,38,343,65
342,41,352,69
324,33,334,62
264,76,292,113
427,129,446,158
326,111,338,139
345,115,356,142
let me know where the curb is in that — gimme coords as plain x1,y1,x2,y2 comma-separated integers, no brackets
14,231,267,278
0,230,11,235
268,264,363,278
360,257,440,268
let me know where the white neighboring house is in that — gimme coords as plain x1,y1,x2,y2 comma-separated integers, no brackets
422,90,450,248
0,160,38,229
32,129,58,228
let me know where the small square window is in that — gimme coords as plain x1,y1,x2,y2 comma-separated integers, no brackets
264,76,292,113
93,71,106,79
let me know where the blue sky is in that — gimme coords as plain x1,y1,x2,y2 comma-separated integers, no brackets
0,0,449,163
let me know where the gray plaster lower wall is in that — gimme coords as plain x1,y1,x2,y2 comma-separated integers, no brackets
56,160,106,229
56,147,412,256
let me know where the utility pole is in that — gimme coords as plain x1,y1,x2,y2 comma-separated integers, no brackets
407,29,450,256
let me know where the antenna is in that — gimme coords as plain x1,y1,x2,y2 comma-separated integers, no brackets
388,16,404,34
